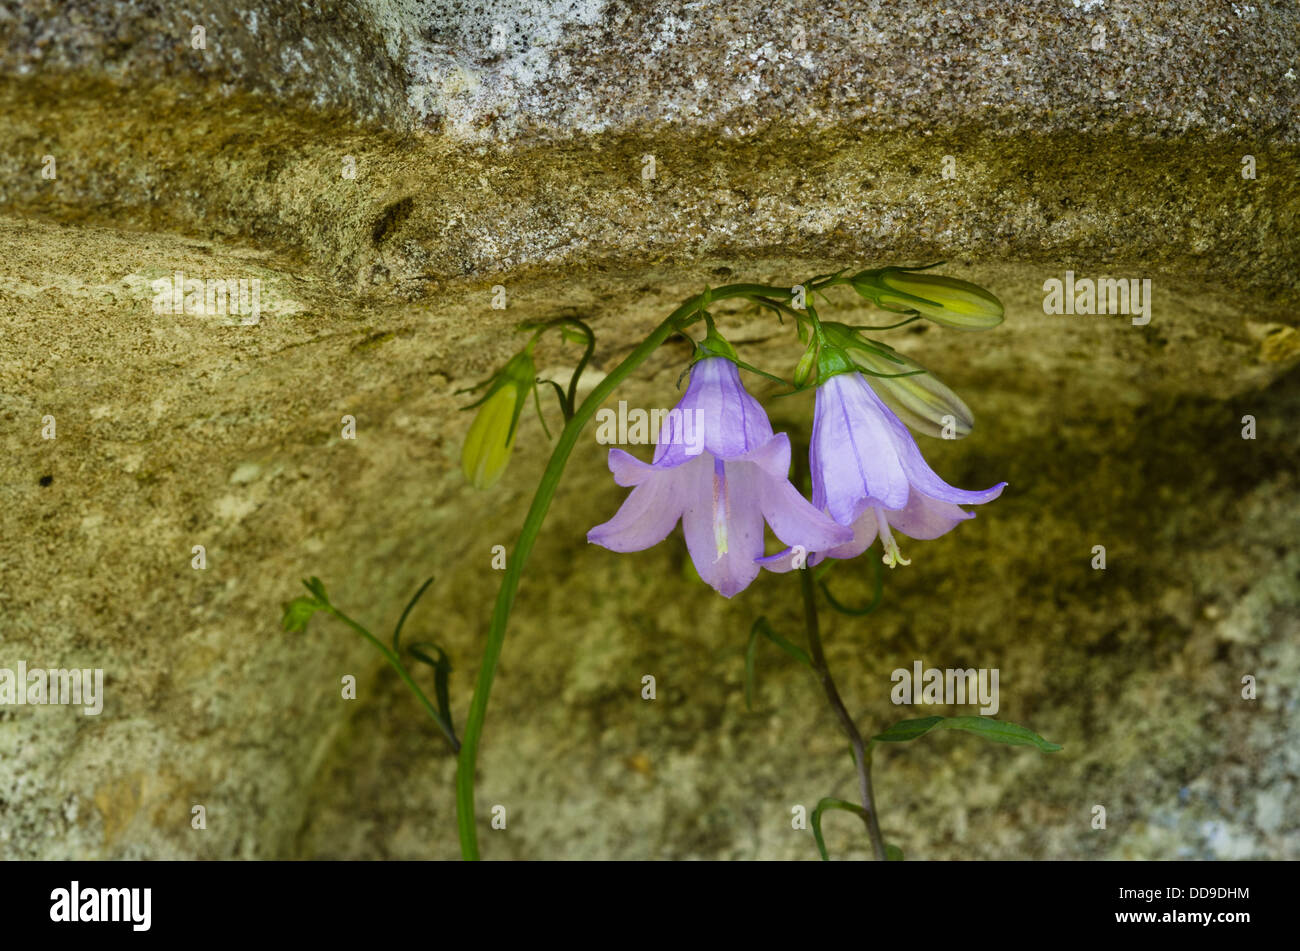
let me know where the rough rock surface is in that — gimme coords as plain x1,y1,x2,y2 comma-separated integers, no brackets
0,0,1296,860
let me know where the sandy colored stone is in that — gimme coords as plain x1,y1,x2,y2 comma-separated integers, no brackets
0,0,1296,860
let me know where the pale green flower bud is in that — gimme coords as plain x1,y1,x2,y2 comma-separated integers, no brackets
461,347,536,489
793,337,820,387
853,267,1004,330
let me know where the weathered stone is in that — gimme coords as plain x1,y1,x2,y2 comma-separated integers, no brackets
0,0,1296,860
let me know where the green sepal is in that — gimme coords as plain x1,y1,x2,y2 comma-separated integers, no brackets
281,595,325,633
688,316,792,391
283,576,330,632
821,322,909,366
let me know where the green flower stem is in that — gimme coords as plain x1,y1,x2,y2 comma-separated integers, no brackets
322,604,460,751
799,566,887,860
560,319,596,418
455,279,828,860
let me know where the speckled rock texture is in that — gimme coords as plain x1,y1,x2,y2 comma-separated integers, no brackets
0,0,1296,860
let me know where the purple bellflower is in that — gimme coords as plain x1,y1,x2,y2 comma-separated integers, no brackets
588,356,852,598
761,368,1006,572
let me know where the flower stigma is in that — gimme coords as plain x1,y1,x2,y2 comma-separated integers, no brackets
875,506,912,568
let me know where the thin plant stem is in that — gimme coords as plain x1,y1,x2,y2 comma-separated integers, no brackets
799,566,887,860
323,605,460,752
454,277,847,859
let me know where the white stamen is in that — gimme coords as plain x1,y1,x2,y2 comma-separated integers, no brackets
713,458,728,561
875,506,911,568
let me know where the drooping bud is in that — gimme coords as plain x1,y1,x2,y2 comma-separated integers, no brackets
793,336,820,387
460,346,536,489
851,267,1004,330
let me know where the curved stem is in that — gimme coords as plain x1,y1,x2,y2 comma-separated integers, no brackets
392,577,435,654
325,605,460,752
554,318,596,417
453,276,852,859
455,307,688,859
819,553,883,617
799,567,887,860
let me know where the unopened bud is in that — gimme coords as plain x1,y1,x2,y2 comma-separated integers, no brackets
460,348,536,489
853,267,1004,330
793,338,820,386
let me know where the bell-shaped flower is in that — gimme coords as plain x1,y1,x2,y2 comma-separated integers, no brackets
588,356,852,598
761,367,1005,572
821,321,974,440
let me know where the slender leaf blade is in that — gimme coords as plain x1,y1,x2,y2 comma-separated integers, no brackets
871,715,1062,752
872,716,945,743
810,797,867,862
744,617,812,712
937,716,1063,752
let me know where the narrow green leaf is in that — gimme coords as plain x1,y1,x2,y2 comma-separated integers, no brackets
392,576,435,654
886,843,904,861
743,620,763,712
871,715,1062,753
744,617,812,712
936,716,1063,752
872,716,945,743
407,641,456,741
731,356,793,390
810,797,867,861
532,381,555,438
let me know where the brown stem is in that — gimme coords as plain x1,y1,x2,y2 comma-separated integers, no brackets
800,566,887,860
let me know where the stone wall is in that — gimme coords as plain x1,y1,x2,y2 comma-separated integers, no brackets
0,0,1296,859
